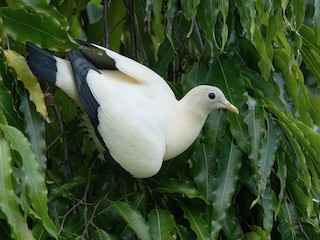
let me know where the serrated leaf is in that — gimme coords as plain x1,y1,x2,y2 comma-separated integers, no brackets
0,124,58,239
0,136,35,240
257,117,280,198
111,201,152,240
148,209,176,240
0,7,75,51
243,94,265,190
259,184,275,235
222,207,242,239
6,0,69,30
4,49,48,120
157,178,208,203
211,131,242,240
174,198,210,240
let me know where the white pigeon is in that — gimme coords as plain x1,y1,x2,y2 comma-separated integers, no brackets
26,41,238,178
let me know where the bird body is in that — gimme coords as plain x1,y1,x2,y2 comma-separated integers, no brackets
26,41,238,178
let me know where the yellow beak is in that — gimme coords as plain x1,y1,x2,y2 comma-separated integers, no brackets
225,103,239,114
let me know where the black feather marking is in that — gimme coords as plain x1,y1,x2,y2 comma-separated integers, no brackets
68,50,100,129
73,39,117,70
26,42,57,84
68,50,128,174
82,50,117,70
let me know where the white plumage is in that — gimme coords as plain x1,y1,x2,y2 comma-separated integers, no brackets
26,41,238,178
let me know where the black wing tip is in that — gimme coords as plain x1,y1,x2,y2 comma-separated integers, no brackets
26,41,57,85
73,39,95,49
70,39,117,70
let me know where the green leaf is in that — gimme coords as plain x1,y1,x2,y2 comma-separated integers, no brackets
181,0,200,20
245,225,270,240
19,87,47,172
175,224,194,240
252,28,275,72
175,198,210,240
222,207,242,239
275,151,287,219
0,124,58,239
300,24,320,87
274,48,312,126
0,7,75,51
197,0,219,50
6,0,69,30
0,81,22,128
111,201,152,240
192,111,227,202
0,136,35,240
148,209,176,240
211,131,242,239
218,0,229,51
314,0,320,42
259,184,275,235
291,0,306,30
309,95,320,128
257,117,280,198
95,226,119,240
243,94,265,194
157,178,208,203
4,49,48,119
234,0,256,40
164,0,177,50
108,0,126,51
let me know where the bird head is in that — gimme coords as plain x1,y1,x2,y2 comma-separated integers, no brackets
183,85,239,115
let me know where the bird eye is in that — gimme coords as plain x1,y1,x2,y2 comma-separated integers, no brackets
208,92,216,99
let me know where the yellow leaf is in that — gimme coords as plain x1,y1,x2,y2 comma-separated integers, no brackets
4,50,48,119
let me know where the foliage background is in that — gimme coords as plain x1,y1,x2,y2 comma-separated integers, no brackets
0,0,320,239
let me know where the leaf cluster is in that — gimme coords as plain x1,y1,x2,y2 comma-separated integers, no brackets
0,0,320,239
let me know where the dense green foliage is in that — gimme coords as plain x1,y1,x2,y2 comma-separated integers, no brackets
0,0,320,239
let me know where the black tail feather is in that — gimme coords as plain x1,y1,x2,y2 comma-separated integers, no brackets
26,42,57,84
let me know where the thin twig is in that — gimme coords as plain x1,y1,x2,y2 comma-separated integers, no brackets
172,17,198,63
103,0,109,48
82,158,97,237
44,88,73,178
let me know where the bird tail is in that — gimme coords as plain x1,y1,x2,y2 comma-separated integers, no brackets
26,42,78,101
26,42,58,85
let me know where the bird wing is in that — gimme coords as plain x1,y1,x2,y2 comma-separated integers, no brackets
67,50,167,178
75,40,175,99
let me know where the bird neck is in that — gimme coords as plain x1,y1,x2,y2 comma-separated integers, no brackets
163,97,209,160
